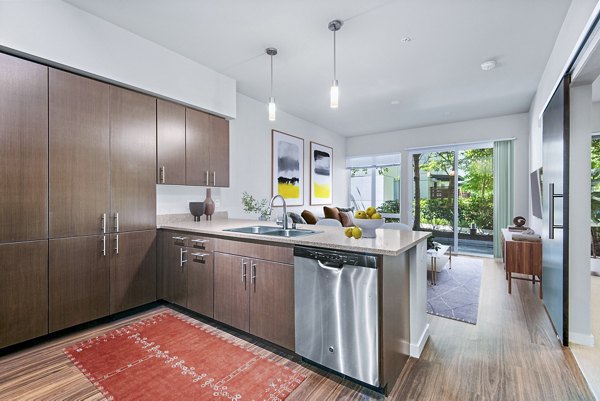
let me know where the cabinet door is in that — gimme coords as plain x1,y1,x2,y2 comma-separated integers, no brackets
110,230,157,314
49,235,110,332
185,108,211,186
214,252,249,332
110,87,156,232
49,69,110,238
187,249,214,317
249,260,295,350
0,54,48,243
0,241,48,348
159,231,188,307
157,99,186,185
210,115,229,187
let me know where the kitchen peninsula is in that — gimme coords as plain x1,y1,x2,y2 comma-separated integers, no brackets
158,218,430,394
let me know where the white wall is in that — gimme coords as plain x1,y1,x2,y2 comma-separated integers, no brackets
527,0,600,345
346,113,530,225
157,93,348,219
0,0,236,118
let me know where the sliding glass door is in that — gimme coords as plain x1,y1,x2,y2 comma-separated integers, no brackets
412,145,493,256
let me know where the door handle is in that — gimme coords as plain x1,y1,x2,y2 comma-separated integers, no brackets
114,212,120,232
114,234,119,255
241,258,247,283
548,183,564,240
206,171,209,186
159,166,165,183
180,248,188,267
213,171,216,186
101,235,106,256
250,261,257,285
101,213,106,234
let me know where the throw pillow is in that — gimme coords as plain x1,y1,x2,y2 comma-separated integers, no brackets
288,212,307,224
323,206,342,222
301,210,318,225
339,211,354,227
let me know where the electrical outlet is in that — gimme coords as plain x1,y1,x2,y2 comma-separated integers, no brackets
214,199,221,208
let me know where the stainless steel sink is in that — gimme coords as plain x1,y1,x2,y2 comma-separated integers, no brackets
224,226,319,237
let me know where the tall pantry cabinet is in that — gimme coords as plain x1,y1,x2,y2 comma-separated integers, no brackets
0,53,49,348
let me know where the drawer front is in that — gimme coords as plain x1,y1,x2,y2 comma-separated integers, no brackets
215,238,293,264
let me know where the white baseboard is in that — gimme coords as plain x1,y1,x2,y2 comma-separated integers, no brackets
410,323,430,358
569,331,595,347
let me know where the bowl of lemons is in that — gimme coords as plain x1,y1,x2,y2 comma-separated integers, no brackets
350,206,383,238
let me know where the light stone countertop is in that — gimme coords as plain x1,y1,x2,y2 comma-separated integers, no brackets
158,218,430,256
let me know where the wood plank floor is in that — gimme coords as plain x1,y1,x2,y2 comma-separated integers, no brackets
0,259,594,400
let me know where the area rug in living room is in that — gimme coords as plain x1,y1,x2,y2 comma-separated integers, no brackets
64,312,305,401
427,256,483,325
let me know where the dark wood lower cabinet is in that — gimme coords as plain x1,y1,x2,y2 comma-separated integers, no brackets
213,251,295,350
249,260,295,350
187,251,214,317
110,230,157,314
214,253,250,332
158,231,188,307
0,241,48,348
49,235,110,332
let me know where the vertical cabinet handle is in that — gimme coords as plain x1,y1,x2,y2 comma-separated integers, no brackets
251,261,257,285
205,171,210,186
548,183,564,240
101,213,106,234
114,234,119,255
101,235,106,256
159,166,166,183
114,212,120,232
213,171,216,186
180,248,188,267
241,258,247,283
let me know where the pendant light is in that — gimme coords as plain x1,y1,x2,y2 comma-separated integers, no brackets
328,19,343,108
266,47,278,121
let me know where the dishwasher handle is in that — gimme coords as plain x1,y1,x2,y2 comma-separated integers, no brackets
318,260,344,270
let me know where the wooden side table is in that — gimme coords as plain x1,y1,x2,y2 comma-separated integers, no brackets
501,229,542,298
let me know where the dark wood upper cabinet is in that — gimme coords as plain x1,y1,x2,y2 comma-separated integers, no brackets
110,230,157,314
157,99,186,185
213,252,250,332
0,53,48,243
185,109,230,187
0,241,48,348
49,69,110,238
210,115,230,187
185,108,212,186
249,260,295,350
110,87,156,232
49,235,110,332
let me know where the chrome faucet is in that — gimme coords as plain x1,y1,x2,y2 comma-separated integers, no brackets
267,194,288,230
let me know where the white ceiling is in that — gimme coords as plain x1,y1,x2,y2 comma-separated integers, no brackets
65,0,571,137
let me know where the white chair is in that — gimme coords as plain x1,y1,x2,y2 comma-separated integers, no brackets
381,222,412,231
315,218,343,227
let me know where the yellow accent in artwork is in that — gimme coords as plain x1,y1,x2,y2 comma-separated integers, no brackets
314,183,331,199
278,183,300,199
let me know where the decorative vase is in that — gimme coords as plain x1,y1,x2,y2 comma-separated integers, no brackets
189,202,205,222
204,188,215,220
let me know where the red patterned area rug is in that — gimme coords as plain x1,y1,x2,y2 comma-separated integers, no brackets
64,312,305,401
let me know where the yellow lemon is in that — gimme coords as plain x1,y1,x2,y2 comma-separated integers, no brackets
371,212,382,219
352,226,362,239
344,227,353,238
354,210,367,219
366,206,377,217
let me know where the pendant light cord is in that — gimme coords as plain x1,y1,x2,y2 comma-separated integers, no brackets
333,30,337,81
270,54,274,98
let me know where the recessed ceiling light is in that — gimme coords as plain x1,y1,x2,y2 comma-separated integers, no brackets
480,60,497,71
391,100,400,105
401,37,412,43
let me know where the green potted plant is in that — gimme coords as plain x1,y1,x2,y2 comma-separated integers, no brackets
241,192,270,220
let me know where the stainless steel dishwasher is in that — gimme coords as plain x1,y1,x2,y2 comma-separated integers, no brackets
294,246,380,387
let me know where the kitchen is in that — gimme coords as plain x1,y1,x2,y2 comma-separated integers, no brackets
0,1,596,400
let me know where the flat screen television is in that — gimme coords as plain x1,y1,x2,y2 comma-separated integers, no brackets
530,168,543,219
